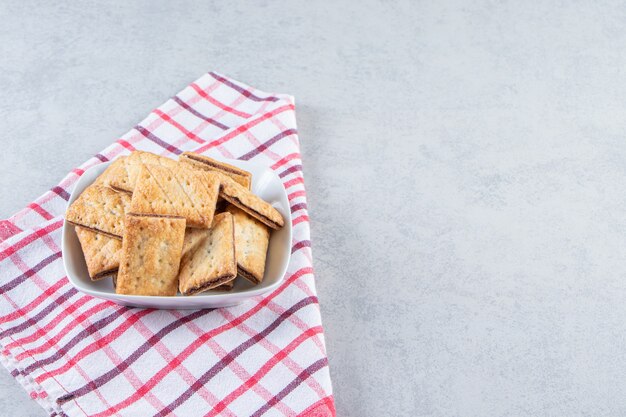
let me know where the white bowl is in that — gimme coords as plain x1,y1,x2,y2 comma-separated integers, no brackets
62,159,292,309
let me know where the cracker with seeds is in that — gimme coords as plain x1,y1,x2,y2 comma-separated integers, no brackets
218,175,284,230
75,226,122,280
130,164,220,228
116,214,186,296
65,185,131,238
180,152,252,189
226,205,270,284
109,151,180,193
178,212,237,295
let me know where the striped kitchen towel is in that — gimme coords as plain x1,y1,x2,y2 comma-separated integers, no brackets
0,72,335,417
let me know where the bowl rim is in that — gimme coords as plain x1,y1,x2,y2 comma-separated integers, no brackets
62,159,292,303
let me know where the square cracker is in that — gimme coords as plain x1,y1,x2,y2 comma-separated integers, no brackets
182,227,210,258
226,205,270,284
108,151,180,194
178,212,237,295
93,156,128,188
180,152,252,189
181,228,236,292
116,214,186,296
130,164,220,228
218,175,284,230
65,185,131,238
75,226,122,280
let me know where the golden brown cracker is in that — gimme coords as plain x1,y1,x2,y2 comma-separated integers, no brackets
116,214,186,296
218,175,284,230
180,152,252,189
226,205,270,284
109,151,179,193
178,212,237,295
130,164,220,228
181,227,236,292
75,226,122,280
93,157,128,188
181,227,209,258
65,185,131,238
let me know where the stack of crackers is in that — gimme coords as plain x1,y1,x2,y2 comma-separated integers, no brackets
65,151,284,296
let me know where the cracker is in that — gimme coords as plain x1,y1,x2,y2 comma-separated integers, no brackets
178,212,237,295
181,227,209,258
109,151,179,193
213,280,235,291
218,175,284,230
65,185,131,238
225,205,270,284
181,228,236,292
180,152,252,189
116,214,186,296
93,156,128,188
75,226,122,280
130,164,220,228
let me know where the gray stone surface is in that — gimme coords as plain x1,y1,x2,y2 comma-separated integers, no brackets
3,0,626,416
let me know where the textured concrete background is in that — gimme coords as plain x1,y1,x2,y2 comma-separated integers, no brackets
3,1,626,416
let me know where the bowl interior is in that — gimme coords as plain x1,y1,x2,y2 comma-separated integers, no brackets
62,158,292,306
